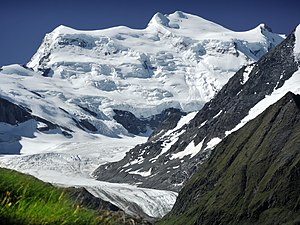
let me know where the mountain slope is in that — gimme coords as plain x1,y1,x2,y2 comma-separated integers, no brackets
0,12,285,219
0,168,150,225
159,92,300,225
94,25,299,191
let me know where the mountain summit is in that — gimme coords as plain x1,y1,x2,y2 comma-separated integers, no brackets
27,10,282,112
0,12,283,154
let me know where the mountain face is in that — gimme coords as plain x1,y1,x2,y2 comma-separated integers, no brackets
113,108,185,135
0,12,282,153
0,97,72,154
27,11,282,132
0,11,290,220
94,26,300,192
159,92,300,225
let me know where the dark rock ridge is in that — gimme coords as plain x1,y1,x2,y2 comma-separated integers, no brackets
0,97,32,125
0,97,75,154
72,118,98,132
78,105,98,117
113,108,185,135
94,30,298,191
159,92,300,225
66,187,120,212
0,97,73,134
66,187,152,224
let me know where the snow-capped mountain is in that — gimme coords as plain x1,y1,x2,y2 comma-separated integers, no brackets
28,11,282,123
94,25,300,192
0,11,285,219
1,11,283,149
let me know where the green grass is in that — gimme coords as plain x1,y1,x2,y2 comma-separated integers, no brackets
158,93,300,225
0,168,143,225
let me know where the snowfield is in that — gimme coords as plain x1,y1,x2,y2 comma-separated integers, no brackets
0,11,285,219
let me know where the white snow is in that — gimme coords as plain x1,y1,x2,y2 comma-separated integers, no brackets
162,111,197,138
294,25,300,60
149,129,185,163
128,167,152,177
85,182,177,218
3,168,176,218
127,156,145,165
170,139,204,159
161,130,185,155
0,135,146,181
173,111,198,131
0,135,178,218
241,64,255,85
226,69,300,136
149,111,199,162
204,137,222,151
213,110,223,119
200,120,207,127
26,11,283,118
0,64,36,76
0,12,283,152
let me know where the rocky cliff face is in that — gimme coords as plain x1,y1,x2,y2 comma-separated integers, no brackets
113,108,185,135
159,92,300,225
93,29,299,191
0,97,72,154
0,97,32,125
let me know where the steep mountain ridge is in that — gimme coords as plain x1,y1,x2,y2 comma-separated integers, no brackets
94,25,299,191
159,92,300,225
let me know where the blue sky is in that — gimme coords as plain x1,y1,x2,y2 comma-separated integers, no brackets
0,0,299,66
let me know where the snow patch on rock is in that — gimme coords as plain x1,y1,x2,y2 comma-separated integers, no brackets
170,139,204,159
294,25,300,61
226,69,300,136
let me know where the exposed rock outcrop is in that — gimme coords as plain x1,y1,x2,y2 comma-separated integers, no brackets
159,92,300,225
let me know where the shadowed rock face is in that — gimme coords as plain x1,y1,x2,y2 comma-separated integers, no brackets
93,31,298,192
113,108,185,135
65,187,120,212
0,97,32,125
159,92,300,225
0,97,74,154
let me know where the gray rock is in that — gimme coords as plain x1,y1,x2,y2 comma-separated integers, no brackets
0,97,32,125
113,108,185,135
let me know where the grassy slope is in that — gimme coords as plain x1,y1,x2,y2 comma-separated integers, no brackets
0,167,148,225
159,93,300,225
